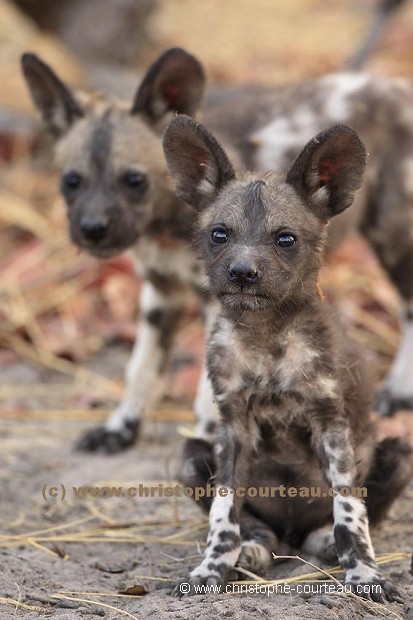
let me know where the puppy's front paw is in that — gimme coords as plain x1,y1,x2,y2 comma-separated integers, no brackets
171,573,225,597
75,420,140,453
345,571,402,603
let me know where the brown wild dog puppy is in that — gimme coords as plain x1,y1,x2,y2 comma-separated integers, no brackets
163,116,413,600
22,49,413,455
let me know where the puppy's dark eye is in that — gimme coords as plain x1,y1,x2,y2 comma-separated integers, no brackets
276,233,297,248
211,227,228,244
123,170,147,189
62,171,82,192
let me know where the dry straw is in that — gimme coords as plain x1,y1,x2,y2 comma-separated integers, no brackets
0,510,409,618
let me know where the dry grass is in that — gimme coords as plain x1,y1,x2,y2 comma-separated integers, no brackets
0,508,409,617
1,0,412,412
0,4,412,616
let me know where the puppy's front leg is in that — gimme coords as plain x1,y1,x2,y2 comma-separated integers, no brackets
317,424,401,603
77,281,185,453
174,418,253,596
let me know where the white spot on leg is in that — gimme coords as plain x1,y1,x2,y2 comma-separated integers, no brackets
346,562,379,584
335,495,375,560
105,403,141,433
194,303,220,439
322,431,376,574
323,428,354,487
106,282,182,432
105,317,167,432
209,488,237,527
194,365,220,439
190,488,241,580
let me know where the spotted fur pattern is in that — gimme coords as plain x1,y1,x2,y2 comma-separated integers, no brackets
163,116,413,600
22,49,222,452
204,72,413,416
22,50,413,454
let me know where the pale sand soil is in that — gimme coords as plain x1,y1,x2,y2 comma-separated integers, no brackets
1,2,413,618
1,346,412,620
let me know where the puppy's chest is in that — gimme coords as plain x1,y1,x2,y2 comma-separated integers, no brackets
210,322,334,412
129,238,202,289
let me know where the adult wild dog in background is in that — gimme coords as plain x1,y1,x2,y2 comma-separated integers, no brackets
163,115,413,600
22,47,413,453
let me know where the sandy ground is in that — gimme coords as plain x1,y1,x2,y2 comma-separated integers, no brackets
1,2,413,618
1,346,412,620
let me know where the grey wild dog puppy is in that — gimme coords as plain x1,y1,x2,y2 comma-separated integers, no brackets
163,116,413,600
22,49,413,454
205,74,413,419
21,48,222,452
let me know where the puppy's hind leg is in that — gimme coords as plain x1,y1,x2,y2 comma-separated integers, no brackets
237,512,278,574
301,524,337,564
365,436,413,526
179,438,216,512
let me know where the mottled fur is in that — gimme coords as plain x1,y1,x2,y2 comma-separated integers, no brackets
22,49,217,452
163,116,413,600
204,72,413,415
22,49,413,453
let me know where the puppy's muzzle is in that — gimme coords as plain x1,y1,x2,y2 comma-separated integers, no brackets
80,218,109,243
228,262,258,288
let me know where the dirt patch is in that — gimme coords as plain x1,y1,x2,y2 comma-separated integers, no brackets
1,1,413,618
1,349,412,620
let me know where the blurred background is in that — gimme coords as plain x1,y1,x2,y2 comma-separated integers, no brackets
1,0,413,432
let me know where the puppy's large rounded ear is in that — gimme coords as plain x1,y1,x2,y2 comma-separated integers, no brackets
286,124,366,220
21,53,84,137
163,115,235,211
131,48,205,128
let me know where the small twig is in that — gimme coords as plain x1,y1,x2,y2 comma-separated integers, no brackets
49,594,140,619
0,596,52,614
234,566,267,582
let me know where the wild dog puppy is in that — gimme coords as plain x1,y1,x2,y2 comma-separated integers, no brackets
204,72,413,417
21,48,221,452
22,49,413,455
163,116,413,600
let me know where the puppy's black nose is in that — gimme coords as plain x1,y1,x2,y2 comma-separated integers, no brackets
80,219,109,242
228,263,258,287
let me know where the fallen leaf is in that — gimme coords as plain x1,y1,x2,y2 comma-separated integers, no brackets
119,584,150,596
